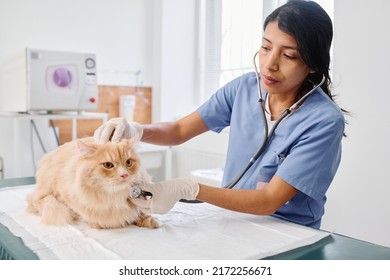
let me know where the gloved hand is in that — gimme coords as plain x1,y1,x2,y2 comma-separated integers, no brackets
130,178,200,214
93,117,143,144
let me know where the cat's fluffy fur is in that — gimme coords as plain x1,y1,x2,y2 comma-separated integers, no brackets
27,137,158,229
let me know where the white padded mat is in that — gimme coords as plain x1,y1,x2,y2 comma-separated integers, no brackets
0,185,330,259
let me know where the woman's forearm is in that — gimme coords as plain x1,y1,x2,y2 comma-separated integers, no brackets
196,176,299,216
196,184,276,215
141,111,209,146
142,122,181,145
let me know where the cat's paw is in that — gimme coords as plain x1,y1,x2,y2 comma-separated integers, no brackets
134,214,159,229
39,195,78,226
89,223,104,229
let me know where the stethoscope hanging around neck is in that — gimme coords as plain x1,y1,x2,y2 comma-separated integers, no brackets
224,51,325,189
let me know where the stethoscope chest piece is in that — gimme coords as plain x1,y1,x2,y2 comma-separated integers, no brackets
130,185,153,200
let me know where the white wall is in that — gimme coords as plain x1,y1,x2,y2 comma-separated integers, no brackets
320,0,390,247
0,0,154,86
0,0,200,122
158,0,198,121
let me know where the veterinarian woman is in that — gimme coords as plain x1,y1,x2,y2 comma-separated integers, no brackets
94,0,346,229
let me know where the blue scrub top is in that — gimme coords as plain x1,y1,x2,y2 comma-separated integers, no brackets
197,72,345,228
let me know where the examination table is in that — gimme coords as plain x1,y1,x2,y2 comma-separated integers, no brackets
1,177,389,260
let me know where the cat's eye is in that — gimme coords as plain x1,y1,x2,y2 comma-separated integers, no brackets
126,159,133,167
102,162,114,169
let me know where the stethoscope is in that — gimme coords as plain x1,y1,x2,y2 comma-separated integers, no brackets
223,51,325,189
130,51,326,200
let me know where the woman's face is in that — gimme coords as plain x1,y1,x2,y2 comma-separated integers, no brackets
259,20,314,98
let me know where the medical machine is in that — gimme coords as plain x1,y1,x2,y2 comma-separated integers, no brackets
0,48,98,113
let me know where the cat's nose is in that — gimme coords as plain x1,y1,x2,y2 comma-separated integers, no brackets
120,173,129,179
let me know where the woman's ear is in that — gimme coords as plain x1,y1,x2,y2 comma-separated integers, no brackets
77,139,97,158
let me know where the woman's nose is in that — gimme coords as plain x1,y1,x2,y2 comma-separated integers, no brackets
263,51,279,71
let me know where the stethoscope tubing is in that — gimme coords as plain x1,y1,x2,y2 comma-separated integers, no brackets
224,52,325,189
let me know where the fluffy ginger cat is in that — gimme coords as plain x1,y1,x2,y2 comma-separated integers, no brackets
27,136,159,229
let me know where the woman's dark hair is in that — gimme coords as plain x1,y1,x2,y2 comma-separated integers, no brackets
264,0,333,101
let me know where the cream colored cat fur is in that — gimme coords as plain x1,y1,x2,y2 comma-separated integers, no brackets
27,137,158,229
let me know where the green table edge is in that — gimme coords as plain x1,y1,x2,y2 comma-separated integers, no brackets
1,177,38,259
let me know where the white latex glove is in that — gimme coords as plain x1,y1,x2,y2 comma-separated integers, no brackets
130,178,200,214
93,117,143,144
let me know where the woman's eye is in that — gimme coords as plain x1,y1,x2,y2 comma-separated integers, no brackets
102,162,114,169
126,159,133,167
284,53,297,60
260,45,270,52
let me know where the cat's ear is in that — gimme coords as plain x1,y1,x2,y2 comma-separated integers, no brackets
129,132,142,145
77,139,97,158
119,133,141,149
